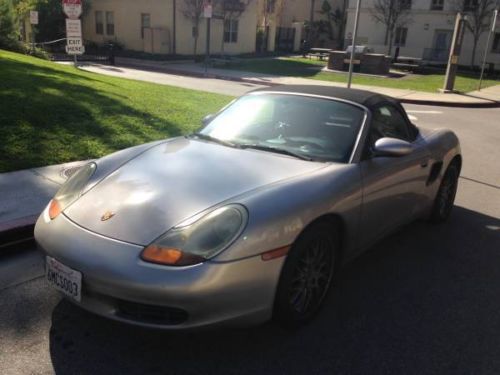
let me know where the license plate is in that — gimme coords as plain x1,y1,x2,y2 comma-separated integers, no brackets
46,256,82,302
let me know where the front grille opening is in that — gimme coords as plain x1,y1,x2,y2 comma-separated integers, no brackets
116,300,188,325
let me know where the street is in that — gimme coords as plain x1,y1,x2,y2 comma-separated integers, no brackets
0,102,499,374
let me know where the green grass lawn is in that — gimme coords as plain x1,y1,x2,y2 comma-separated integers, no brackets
230,57,499,93
0,50,232,173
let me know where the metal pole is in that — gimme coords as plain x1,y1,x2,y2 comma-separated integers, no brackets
478,9,498,91
172,0,177,55
205,17,211,74
74,54,77,67
347,0,361,88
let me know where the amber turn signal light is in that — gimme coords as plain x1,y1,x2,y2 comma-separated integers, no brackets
261,245,290,261
141,245,205,266
48,199,62,220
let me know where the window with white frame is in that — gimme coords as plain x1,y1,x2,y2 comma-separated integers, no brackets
431,0,444,10
492,33,500,53
106,11,114,36
141,13,151,39
463,0,478,11
224,19,238,43
400,0,412,10
95,11,103,35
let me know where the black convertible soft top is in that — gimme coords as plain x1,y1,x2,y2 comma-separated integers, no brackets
253,85,398,110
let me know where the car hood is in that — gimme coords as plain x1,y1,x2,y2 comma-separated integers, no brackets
65,137,327,245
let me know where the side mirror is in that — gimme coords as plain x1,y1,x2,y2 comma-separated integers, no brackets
373,137,413,157
202,114,216,126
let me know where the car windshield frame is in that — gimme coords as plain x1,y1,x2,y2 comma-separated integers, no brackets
197,92,369,164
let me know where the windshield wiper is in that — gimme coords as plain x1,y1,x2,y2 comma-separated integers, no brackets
238,144,313,161
187,133,240,148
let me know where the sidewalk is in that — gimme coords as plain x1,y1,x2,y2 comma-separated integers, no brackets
0,161,85,249
113,57,500,108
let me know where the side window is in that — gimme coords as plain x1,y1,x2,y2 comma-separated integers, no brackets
369,104,411,145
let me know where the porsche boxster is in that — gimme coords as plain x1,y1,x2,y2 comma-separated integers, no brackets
35,85,461,329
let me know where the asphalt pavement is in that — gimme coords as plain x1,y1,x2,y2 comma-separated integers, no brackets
0,103,499,374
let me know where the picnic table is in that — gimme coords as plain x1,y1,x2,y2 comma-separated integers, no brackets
392,56,423,72
307,48,332,60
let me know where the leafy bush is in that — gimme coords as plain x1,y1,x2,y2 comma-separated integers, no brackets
0,0,18,50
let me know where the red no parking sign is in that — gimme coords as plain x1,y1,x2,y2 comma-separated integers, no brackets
62,0,82,20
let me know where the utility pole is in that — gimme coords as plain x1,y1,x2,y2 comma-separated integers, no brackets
173,0,177,54
478,9,498,91
203,1,213,75
347,0,361,89
443,13,467,92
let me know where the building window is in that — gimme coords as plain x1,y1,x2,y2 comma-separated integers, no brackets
430,0,444,10
106,11,114,36
95,11,103,35
394,27,408,46
266,0,276,13
224,19,238,43
492,33,500,53
400,0,412,10
141,13,151,39
463,0,478,11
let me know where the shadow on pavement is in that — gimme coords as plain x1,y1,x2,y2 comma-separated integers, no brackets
49,206,500,374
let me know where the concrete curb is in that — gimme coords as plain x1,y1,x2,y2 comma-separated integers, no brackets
118,61,500,108
117,61,500,108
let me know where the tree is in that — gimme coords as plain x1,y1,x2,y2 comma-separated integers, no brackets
318,0,348,49
370,0,412,55
451,0,498,68
13,0,91,44
181,0,204,56
213,0,253,55
257,0,286,52
0,0,18,49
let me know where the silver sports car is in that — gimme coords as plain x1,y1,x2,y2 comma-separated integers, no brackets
35,85,461,329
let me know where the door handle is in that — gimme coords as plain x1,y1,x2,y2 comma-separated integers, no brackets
420,160,429,168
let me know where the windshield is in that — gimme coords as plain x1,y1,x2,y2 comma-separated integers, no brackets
198,93,365,163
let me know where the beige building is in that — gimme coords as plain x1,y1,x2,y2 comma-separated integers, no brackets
82,0,258,56
256,0,346,52
344,0,500,67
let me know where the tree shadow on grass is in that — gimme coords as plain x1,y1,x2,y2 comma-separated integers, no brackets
47,206,500,374
0,58,195,173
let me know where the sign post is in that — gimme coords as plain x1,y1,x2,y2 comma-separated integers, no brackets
347,0,361,89
203,1,212,75
63,0,83,66
30,11,38,52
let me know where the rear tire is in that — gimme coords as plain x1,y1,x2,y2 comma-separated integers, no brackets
273,221,338,328
429,162,459,223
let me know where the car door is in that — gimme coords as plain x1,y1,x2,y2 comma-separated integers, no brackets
357,102,430,251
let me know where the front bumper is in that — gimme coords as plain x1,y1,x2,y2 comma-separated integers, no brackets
35,208,285,329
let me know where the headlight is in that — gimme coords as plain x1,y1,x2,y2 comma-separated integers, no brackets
48,162,97,220
141,204,248,266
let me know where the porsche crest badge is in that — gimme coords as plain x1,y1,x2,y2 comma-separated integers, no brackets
101,211,115,221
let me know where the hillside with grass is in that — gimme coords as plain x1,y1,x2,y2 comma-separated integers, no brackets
0,50,232,173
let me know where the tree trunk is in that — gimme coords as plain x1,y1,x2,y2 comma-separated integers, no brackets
310,0,316,22
470,37,478,69
387,30,394,56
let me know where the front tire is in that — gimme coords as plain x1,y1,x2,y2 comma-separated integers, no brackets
429,162,459,223
273,221,338,327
